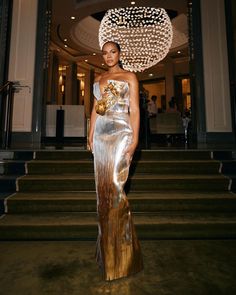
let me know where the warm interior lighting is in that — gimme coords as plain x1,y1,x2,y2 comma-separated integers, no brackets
77,73,85,78
80,79,85,97
71,16,76,20
59,75,63,85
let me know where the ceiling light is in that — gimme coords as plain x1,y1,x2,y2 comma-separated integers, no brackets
64,38,67,42
99,7,173,72
93,53,96,56
102,63,105,66
149,73,154,77
64,44,68,48
85,59,88,62
177,50,181,54
71,16,76,20
77,73,85,78
131,1,135,4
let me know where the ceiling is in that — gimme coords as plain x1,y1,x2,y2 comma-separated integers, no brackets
50,0,189,79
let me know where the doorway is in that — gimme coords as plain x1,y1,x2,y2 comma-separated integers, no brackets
174,75,191,116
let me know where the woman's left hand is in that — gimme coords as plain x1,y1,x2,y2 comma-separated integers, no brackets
124,142,137,164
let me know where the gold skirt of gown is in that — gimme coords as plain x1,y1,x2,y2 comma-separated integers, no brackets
93,111,143,281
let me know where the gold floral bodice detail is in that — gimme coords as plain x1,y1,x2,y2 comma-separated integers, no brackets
93,79,129,115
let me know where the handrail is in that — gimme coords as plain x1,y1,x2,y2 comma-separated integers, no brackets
0,81,13,93
0,81,14,149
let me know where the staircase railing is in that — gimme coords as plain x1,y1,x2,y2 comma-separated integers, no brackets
0,81,14,149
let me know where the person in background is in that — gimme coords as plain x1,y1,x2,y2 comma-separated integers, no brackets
166,98,180,114
147,95,158,117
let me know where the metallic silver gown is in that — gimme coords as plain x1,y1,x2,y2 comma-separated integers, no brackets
93,79,143,281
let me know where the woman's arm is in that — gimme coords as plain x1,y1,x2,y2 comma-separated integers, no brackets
125,73,140,160
88,98,98,153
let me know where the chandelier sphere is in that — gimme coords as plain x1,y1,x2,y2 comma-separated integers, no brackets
99,7,173,72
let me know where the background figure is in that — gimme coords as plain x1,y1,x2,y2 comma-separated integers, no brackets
166,98,180,114
139,86,150,148
147,95,157,117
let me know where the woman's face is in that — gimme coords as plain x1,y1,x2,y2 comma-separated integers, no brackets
102,42,120,67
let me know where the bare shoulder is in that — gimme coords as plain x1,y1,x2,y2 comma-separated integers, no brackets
94,74,102,83
123,71,138,84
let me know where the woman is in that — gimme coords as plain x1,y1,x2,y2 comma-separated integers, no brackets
88,41,143,281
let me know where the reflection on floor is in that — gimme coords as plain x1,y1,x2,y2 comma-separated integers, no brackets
0,240,236,295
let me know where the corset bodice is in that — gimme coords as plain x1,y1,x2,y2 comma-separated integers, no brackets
93,79,130,113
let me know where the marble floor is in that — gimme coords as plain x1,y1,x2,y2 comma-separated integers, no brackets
0,239,236,295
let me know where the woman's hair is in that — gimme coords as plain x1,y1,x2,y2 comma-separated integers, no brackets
102,41,121,52
102,41,123,69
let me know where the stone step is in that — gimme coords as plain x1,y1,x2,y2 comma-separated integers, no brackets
26,160,221,175
0,160,26,175
0,192,11,214
5,191,236,213
0,151,34,160
16,174,230,192
221,160,236,174
0,175,18,192
34,150,212,161
0,212,236,240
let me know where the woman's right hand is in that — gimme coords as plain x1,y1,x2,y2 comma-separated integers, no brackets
88,135,93,153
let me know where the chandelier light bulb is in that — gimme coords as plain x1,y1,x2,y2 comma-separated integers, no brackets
99,7,173,72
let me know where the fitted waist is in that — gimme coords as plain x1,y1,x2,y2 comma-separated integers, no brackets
106,104,129,114
105,110,129,115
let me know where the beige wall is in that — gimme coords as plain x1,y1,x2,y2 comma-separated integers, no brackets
8,0,38,132
201,0,232,132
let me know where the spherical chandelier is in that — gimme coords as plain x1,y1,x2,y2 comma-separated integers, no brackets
99,7,173,72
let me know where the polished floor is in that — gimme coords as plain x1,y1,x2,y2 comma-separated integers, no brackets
0,239,236,295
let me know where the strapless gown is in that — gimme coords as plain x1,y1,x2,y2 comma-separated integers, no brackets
93,79,143,281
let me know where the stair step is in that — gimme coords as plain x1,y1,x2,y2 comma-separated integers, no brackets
1,149,235,241
1,212,236,240
213,151,234,160
0,160,26,175
5,191,236,213
0,192,12,215
0,151,34,160
0,175,18,192
221,160,236,174
16,174,230,192
26,160,221,175
34,150,212,161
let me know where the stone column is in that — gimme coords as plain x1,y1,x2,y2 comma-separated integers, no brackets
84,68,94,118
47,50,59,104
164,57,175,104
8,0,38,132
201,0,232,134
65,62,78,105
